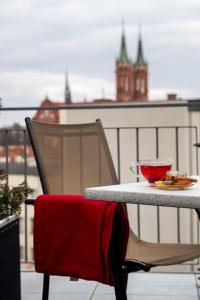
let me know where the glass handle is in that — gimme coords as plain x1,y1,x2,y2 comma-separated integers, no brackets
130,162,142,178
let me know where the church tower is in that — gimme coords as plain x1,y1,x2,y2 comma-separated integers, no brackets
133,31,148,101
116,25,134,102
64,71,71,104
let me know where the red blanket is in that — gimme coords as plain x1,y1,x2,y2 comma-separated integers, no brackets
34,194,129,285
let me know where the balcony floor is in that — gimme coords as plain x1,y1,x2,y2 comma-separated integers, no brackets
21,271,200,299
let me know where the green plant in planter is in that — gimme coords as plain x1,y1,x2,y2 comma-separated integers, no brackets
0,170,33,221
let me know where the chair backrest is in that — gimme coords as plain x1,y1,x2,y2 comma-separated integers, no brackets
25,118,119,194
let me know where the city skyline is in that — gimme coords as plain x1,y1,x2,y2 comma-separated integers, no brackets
0,0,200,111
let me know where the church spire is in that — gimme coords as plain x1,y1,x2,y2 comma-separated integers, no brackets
64,71,71,104
118,20,129,63
136,27,146,65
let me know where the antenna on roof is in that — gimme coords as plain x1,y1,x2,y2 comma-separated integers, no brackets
64,70,71,104
84,95,87,103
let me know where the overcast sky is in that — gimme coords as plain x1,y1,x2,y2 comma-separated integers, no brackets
0,0,200,113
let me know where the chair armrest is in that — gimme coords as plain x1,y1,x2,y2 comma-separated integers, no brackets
193,143,200,148
122,259,151,273
25,198,35,205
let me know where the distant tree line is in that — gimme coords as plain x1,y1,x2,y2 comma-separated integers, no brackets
0,123,31,146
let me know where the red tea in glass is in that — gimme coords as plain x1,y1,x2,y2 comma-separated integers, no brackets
140,164,172,183
130,159,172,184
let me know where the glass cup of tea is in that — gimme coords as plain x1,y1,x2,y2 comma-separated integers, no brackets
130,158,172,185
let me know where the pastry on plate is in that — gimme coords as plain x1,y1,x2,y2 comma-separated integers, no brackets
166,175,197,186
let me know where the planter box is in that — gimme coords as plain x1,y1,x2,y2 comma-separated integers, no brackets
0,216,21,300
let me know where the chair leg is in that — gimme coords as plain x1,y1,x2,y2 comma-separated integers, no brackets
42,274,50,300
113,272,128,300
124,273,128,290
109,240,127,300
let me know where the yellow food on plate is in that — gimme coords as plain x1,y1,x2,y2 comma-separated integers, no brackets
155,181,164,187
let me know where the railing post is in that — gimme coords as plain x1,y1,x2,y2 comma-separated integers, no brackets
155,127,160,243
116,128,121,183
135,128,141,238
175,127,181,243
23,129,28,262
5,129,9,185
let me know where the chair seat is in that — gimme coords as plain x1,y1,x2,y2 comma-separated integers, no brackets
126,229,200,266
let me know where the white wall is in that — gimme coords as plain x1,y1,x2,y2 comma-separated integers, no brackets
60,102,189,128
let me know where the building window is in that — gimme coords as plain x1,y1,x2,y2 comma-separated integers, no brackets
136,79,140,91
124,76,129,91
50,113,54,119
141,79,145,93
44,110,49,118
120,76,124,88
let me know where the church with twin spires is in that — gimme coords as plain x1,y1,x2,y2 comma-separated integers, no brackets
62,26,148,104
34,27,148,123
116,27,148,102
64,27,149,104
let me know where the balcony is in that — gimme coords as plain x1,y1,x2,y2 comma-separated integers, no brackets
1,103,200,298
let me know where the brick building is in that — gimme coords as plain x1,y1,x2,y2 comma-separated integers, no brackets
116,28,148,102
32,96,63,124
32,73,71,123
